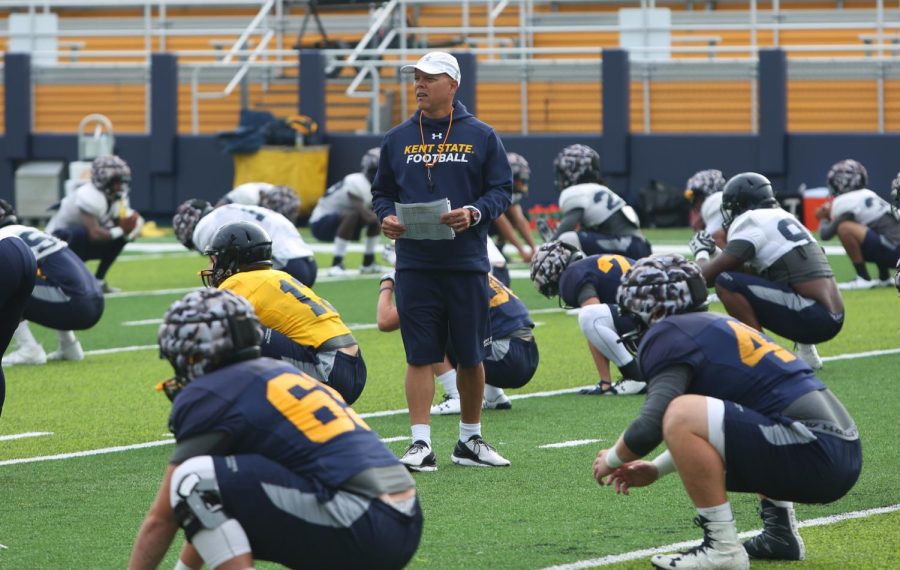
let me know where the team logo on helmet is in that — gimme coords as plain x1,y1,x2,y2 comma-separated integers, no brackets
684,169,725,206
157,289,262,400
530,240,585,298
507,152,531,186
0,199,18,229
361,147,381,183
201,221,274,287
91,155,131,201
259,185,301,223
553,144,602,191
826,159,868,196
173,199,213,250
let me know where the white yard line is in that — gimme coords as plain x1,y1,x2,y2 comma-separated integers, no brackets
380,436,410,444
0,439,174,467
539,439,604,449
0,432,53,442
541,504,900,569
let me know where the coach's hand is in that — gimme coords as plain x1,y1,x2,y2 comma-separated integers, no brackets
440,208,474,234
381,215,406,240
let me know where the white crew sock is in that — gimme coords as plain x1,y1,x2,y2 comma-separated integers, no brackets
410,424,431,447
13,321,40,349
436,369,459,398
459,422,481,443
483,384,505,401
697,501,734,523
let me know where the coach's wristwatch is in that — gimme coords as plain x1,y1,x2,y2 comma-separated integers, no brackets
463,205,482,226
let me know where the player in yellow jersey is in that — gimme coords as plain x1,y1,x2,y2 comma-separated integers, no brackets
199,221,366,404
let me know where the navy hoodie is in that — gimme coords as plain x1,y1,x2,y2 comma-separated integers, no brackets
371,100,512,272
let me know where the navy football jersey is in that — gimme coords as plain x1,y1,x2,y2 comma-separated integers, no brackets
558,254,635,307
487,274,533,339
169,358,400,489
638,312,825,415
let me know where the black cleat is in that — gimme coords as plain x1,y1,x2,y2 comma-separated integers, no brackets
743,499,805,561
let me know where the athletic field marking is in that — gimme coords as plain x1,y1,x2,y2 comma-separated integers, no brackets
539,439,603,449
123,318,164,327
0,439,174,467
0,432,53,442
380,436,409,444
542,504,900,569
106,287,198,299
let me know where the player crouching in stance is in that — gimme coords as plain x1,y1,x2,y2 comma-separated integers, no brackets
200,221,366,405
129,289,421,570
530,241,645,395
592,254,861,570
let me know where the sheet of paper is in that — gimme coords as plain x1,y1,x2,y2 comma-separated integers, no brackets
395,199,455,240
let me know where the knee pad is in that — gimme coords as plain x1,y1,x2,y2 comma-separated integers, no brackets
170,456,229,541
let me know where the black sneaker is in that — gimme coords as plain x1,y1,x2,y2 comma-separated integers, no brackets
399,440,437,472
450,435,510,467
743,499,805,560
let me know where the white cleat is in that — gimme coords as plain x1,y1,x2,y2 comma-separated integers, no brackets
359,263,387,275
2,344,48,366
794,343,823,370
47,341,85,362
838,276,878,290
430,395,462,415
482,392,513,410
326,265,351,277
451,435,510,467
651,517,749,569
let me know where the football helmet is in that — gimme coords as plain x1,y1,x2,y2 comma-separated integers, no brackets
890,172,900,217
530,240,585,298
361,147,381,183
259,185,301,223
200,221,273,287
91,155,131,202
616,254,708,353
684,169,725,207
826,159,868,196
173,199,214,250
0,199,18,228
553,144,602,191
157,289,262,400
720,172,778,229
507,152,531,186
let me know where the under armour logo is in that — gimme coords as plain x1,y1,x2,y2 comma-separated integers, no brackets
432,132,443,140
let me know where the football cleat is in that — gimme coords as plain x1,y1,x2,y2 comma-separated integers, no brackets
399,440,437,472
100,280,121,294
451,435,510,467
580,379,647,396
651,516,749,569
876,277,894,288
326,265,351,277
794,343,823,370
2,344,47,366
47,341,85,362
743,499,806,561
838,276,878,290
359,263,387,275
430,395,461,415
483,392,512,410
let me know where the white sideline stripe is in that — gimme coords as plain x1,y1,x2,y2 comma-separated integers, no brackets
0,432,53,442
542,504,900,569
380,436,409,443
106,287,199,299
539,439,603,449
0,439,174,467
123,318,164,327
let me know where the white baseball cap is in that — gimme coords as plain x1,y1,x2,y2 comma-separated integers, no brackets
400,52,461,85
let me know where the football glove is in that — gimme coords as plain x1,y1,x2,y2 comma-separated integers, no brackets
688,231,717,258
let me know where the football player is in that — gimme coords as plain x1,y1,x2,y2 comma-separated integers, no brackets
0,231,36,416
815,159,900,289
530,240,645,396
309,148,386,276
130,288,421,570
549,144,652,259
892,174,900,296
0,201,102,366
200,221,366,404
217,182,302,224
490,152,537,263
684,168,728,249
45,155,144,293
594,254,860,570
174,199,318,287
689,172,844,370
377,271,538,415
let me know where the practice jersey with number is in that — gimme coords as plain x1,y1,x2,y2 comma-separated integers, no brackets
45,182,128,234
309,173,372,224
830,189,900,244
558,183,638,229
726,208,826,272
700,192,725,234
193,204,313,261
220,268,351,350
559,254,635,307
639,312,823,415
0,224,68,262
220,182,272,206
487,274,533,338
170,358,399,489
